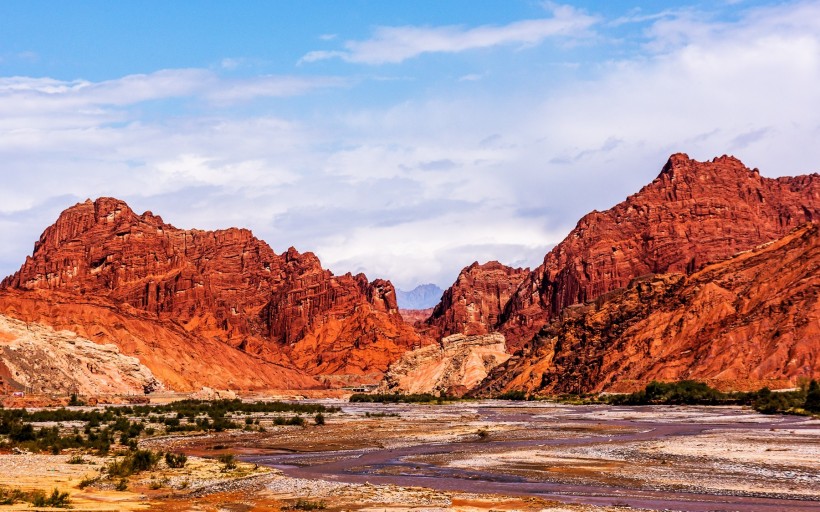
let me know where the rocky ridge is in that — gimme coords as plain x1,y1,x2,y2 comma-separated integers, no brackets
475,223,820,395
424,261,529,339
0,197,428,388
430,154,820,349
0,289,320,391
380,333,510,397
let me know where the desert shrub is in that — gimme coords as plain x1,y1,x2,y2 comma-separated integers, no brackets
218,453,237,471
0,486,25,505
349,393,444,403
1,488,72,508
78,475,99,489
364,411,399,418
495,390,528,401
32,488,71,508
115,479,128,491
314,413,325,426
285,499,327,510
164,452,187,468
67,455,87,464
107,449,160,477
805,380,820,413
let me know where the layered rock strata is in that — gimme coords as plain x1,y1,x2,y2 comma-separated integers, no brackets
475,224,820,395
431,154,820,349
0,314,162,396
425,261,528,338
0,197,427,388
380,333,510,397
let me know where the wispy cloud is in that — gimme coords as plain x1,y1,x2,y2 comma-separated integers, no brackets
0,69,347,120
2,1,820,290
301,4,598,64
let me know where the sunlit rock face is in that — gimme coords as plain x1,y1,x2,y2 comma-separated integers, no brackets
475,223,820,396
380,332,510,397
431,154,820,351
0,197,430,389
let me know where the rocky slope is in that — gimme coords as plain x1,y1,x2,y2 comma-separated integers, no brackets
424,261,529,339
398,308,434,326
380,333,510,397
475,223,820,395
0,289,320,391
0,313,162,396
0,197,427,388
431,154,820,349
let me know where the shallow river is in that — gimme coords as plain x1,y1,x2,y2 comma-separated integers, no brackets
241,402,820,512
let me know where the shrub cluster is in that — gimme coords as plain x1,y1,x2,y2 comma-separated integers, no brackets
603,379,820,415
107,449,161,477
0,397,335,454
495,390,529,401
350,393,447,403
0,487,70,508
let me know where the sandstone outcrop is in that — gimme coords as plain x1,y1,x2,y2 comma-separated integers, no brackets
0,313,161,396
475,223,820,395
380,333,510,397
430,154,820,349
0,289,320,391
0,197,428,388
424,261,528,338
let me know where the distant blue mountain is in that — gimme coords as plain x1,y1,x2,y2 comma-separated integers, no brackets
396,283,444,310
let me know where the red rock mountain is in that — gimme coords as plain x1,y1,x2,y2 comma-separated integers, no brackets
475,223,820,395
424,261,528,339
431,154,820,349
0,198,427,389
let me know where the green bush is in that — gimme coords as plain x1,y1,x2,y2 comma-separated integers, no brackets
285,499,327,510
805,380,820,413
107,449,160,477
495,390,528,401
218,453,237,471
32,488,71,508
78,475,99,489
350,393,444,403
164,452,187,469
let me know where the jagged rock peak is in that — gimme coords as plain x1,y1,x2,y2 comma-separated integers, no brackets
1,196,428,386
427,154,820,350
475,223,820,396
425,260,529,338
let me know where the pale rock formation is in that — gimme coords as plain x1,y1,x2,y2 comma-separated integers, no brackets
380,333,510,397
0,314,161,396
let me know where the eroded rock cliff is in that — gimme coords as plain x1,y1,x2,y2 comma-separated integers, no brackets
0,197,427,388
475,223,820,395
430,154,820,349
0,314,162,396
380,333,510,397
424,261,528,338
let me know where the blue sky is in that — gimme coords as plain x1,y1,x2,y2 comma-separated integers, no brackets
1,1,819,289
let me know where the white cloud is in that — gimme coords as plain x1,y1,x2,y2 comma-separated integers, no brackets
2,1,820,291
205,75,349,104
301,4,598,64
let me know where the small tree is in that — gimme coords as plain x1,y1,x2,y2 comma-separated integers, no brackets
805,380,820,413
